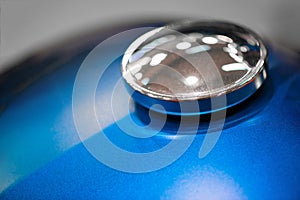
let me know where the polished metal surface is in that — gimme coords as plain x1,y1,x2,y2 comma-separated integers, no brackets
121,21,268,114
1,20,300,199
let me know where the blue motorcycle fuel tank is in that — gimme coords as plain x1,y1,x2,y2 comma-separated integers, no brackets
0,20,300,199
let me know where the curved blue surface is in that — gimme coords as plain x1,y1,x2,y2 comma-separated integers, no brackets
0,29,300,199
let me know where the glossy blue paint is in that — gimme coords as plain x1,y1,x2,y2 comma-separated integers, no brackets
0,24,300,199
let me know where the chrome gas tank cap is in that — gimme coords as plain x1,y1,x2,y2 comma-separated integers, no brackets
121,21,268,115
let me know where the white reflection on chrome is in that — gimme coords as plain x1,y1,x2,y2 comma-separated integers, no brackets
185,76,199,86
244,35,257,46
202,36,219,44
229,53,244,63
223,47,238,54
134,72,142,80
188,32,203,39
240,46,249,52
129,34,175,63
217,35,233,43
185,45,211,54
139,56,152,65
128,56,151,76
176,42,192,50
152,35,176,45
128,63,142,75
150,53,168,66
221,63,250,72
162,167,246,200
141,77,150,85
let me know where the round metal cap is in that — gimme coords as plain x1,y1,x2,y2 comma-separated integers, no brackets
121,21,268,115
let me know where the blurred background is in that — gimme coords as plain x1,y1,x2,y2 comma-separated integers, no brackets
0,0,300,72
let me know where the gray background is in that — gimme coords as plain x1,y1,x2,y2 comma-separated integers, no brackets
0,0,299,72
